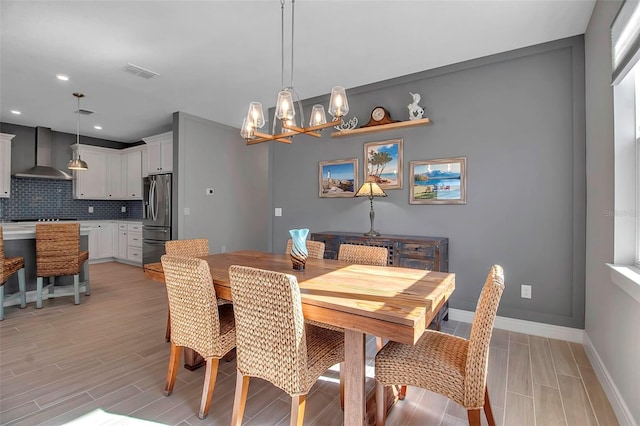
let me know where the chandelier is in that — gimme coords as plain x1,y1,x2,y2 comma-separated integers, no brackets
68,92,88,170
241,0,349,145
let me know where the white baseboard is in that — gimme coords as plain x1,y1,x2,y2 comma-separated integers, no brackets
583,334,637,426
448,308,585,343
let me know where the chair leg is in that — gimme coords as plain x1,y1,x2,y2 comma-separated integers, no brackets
484,386,496,426
165,311,171,342
164,342,181,396
198,358,219,420
375,379,386,426
231,372,250,426
339,361,345,410
0,284,4,321
290,394,307,426
36,277,44,309
83,261,90,295
18,268,26,308
73,274,80,305
467,409,481,426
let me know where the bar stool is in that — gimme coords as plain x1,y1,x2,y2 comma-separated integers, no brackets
35,223,90,308
0,226,26,320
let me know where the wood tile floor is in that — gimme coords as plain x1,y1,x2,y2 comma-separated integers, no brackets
0,262,619,425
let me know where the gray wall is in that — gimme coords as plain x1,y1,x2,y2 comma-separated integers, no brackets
269,37,586,328
584,1,639,423
174,112,269,253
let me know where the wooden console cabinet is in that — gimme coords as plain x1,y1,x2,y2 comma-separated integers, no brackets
310,231,449,327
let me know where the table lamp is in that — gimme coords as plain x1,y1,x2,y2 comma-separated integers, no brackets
355,177,388,237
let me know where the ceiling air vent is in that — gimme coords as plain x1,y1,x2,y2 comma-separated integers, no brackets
124,63,159,79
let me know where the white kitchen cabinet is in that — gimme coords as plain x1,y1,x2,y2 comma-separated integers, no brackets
126,223,143,264
142,131,172,174
123,149,142,199
106,152,124,199
86,222,115,261
73,147,107,199
0,133,14,198
73,145,143,200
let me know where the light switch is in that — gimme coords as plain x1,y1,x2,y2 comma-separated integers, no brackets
88,206,94,213
275,208,282,217
184,207,191,216
206,188,214,195
121,206,126,213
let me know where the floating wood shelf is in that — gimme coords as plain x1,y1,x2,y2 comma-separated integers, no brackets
330,117,431,138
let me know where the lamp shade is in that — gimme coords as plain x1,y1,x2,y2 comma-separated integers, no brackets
328,86,349,118
275,90,295,120
355,180,387,198
247,102,265,129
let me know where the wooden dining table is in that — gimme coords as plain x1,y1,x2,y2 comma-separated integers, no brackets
144,250,455,426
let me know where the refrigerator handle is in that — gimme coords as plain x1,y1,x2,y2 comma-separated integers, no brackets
165,177,170,222
150,179,158,221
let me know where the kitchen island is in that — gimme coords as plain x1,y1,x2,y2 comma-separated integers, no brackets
1,222,90,299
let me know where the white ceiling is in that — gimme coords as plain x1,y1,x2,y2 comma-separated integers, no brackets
1,0,595,143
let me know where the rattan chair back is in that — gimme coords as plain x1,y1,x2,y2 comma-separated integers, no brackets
165,239,209,258
338,244,388,266
228,265,309,396
161,255,231,358
36,223,80,277
464,264,504,407
285,239,325,259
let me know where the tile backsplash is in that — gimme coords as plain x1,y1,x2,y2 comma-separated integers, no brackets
0,177,143,221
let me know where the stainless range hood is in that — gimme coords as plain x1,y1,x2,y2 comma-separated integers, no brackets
14,127,73,180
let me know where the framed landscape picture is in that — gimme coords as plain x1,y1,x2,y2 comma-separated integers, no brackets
319,158,358,198
409,157,467,204
364,139,403,190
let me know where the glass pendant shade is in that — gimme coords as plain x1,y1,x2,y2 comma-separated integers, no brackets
275,90,295,121
328,86,349,118
247,102,265,129
309,104,327,126
240,117,254,139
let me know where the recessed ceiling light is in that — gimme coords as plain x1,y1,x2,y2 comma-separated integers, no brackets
94,125,102,130
56,74,69,81
10,110,21,115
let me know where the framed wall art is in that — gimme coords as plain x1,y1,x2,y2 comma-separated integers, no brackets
319,158,358,198
409,157,467,204
364,139,403,190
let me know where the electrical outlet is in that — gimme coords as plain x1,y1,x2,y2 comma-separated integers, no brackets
221,245,226,253
521,285,532,299
121,206,126,213
206,188,214,195
275,208,282,217
184,207,190,216
88,206,94,213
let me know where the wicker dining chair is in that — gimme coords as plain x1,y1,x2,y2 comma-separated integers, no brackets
35,223,90,309
0,226,26,320
374,265,505,426
164,238,230,342
338,243,388,266
285,239,326,259
161,255,236,420
228,265,344,426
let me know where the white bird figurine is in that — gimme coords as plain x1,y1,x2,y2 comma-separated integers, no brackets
407,92,424,120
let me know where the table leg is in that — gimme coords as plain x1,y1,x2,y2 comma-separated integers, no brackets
344,329,366,426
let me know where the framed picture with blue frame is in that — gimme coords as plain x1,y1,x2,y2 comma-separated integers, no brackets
409,157,467,204
319,158,358,198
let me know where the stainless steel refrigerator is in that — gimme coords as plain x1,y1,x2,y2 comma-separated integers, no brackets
143,173,172,265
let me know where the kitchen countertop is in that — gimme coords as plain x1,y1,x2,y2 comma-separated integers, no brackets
0,220,142,240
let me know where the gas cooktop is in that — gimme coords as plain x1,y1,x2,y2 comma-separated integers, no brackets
10,218,78,222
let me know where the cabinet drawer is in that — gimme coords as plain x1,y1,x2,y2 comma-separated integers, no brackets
128,232,142,248
398,243,436,258
397,257,435,271
127,247,142,263
118,224,127,231
128,223,142,232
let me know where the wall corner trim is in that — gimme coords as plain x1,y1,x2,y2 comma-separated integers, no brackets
449,308,585,342
583,334,637,426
